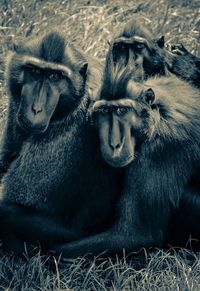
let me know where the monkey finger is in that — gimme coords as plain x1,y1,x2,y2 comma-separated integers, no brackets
170,43,187,55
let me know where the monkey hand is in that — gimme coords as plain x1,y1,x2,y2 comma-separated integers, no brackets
166,43,189,56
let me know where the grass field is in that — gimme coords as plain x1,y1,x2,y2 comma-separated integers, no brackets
0,0,200,290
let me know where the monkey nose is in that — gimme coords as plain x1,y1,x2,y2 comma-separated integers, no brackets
110,143,120,151
110,137,125,158
32,105,43,115
110,141,121,152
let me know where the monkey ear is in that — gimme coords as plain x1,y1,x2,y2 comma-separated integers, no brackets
195,60,200,69
79,62,88,77
143,88,155,105
156,36,165,48
13,41,20,52
13,40,25,53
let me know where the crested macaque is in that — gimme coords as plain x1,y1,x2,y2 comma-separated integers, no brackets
52,69,200,258
165,43,200,88
0,32,88,176
110,18,200,89
0,32,123,254
109,17,166,80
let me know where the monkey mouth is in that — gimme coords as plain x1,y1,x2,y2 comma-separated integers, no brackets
17,116,49,134
104,154,134,168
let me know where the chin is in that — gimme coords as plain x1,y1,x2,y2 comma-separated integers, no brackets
104,155,134,168
17,118,48,134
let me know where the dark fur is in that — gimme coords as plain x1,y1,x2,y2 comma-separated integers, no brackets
52,71,200,258
0,32,123,254
165,43,200,88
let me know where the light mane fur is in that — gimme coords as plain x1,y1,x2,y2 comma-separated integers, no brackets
128,76,200,145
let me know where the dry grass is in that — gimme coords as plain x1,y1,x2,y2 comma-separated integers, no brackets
0,248,200,290
0,0,200,290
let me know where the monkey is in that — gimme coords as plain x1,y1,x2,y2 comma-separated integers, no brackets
108,17,166,81
51,66,200,258
0,31,124,254
0,32,88,177
0,30,103,178
110,18,200,90
164,42,200,88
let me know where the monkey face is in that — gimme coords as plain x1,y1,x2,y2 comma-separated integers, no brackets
92,99,144,167
15,62,87,134
8,32,88,134
92,84,155,168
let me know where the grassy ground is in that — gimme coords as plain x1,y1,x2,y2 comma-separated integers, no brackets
0,0,200,290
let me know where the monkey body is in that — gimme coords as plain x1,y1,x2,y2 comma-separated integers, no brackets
118,76,200,240
0,102,122,252
51,75,200,257
0,32,123,253
2,114,120,231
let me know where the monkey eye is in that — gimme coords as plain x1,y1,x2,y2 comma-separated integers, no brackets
119,44,126,50
31,67,42,75
116,107,129,115
135,43,145,50
61,71,67,77
101,108,110,114
49,73,60,81
114,43,126,50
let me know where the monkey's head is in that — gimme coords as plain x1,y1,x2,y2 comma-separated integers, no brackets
6,32,88,134
110,17,166,80
91,76,155,167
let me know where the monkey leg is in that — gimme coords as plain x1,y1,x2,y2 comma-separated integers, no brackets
52,189,166,258
0,201,85,252
166,187,200,250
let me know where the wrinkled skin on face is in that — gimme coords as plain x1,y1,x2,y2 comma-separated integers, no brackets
92,100,143,167
92,85,155,167
8,31,88,134
16,62,87,134
17,66,65,133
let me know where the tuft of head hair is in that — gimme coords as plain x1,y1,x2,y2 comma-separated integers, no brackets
100,47,141,101
119,17,154,42
40,32,65,63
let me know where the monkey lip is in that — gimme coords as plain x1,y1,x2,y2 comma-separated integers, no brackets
17,118,48,134
104,154,134,168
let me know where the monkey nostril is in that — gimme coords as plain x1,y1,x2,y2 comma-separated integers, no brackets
110,143,121,151
32,105,43,115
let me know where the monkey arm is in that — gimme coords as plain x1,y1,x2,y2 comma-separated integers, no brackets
0,102,25,178
166,172,200,250
0,119,16,178
52,231,129,258
52,165,178,259
51,196,159,260
169,43,190,56
165,43,200,88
